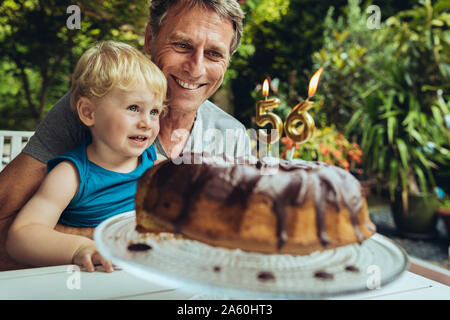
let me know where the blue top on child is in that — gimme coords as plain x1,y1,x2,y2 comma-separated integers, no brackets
47,140,157,227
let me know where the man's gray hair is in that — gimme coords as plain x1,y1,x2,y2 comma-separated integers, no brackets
149,0,245,55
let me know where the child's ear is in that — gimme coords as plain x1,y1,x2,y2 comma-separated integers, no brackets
77,97,95,127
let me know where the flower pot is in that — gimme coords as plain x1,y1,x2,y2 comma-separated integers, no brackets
390,191,440,239
436,207,450,239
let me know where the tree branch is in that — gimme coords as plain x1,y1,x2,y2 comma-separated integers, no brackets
15,58,38,119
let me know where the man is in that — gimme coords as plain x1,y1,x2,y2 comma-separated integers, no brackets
0,0,249,270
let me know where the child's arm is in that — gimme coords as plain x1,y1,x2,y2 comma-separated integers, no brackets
6,161,113,272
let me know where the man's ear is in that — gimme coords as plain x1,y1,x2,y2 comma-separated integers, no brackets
144,23,153,55
77,97,95,127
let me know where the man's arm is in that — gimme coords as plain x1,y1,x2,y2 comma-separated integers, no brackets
0,153,47,270
0,153,46,220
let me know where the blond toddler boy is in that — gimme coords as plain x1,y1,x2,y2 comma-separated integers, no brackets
6,41,167,272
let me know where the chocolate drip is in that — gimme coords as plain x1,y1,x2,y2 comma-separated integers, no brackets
336,169,365,243
141,152,367,249
257,271,276,282
227,167,262,208
127,243,152,251
174,163,216,232
314,179,331,245
314,270,334,280
274,177,303,248
345,265,360,273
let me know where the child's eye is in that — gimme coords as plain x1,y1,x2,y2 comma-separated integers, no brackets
127,105,139,112
150,108,160,116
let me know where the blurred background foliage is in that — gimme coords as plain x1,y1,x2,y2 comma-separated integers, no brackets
0,0,148,129
0,0,449,195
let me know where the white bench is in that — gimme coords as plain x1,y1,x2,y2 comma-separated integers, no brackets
0,130,34,171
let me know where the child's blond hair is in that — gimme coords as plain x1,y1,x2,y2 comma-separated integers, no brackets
70,41,167,116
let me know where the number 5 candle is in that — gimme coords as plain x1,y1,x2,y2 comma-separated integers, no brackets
255,79,284,144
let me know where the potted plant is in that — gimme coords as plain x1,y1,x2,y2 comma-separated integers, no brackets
436,196,450,240
344,0,450,238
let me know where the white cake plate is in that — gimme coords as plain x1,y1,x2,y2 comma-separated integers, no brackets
94,211,409,299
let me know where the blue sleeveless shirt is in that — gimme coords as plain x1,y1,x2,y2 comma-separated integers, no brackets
47,140,157,227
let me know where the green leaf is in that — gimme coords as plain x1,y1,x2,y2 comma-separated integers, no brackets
413,148,436,169
362,124,383,157
413,164,428,195
378,146,388,172
434,0,450,14
345,108,363,135
408,129,425,144
396,138,409,169
435,100,449,115
389,159,399,201
387,116,396,144
435,146,450,157
399,166,408,192
431,106,443,126
379,110,402,119
402,110,418,127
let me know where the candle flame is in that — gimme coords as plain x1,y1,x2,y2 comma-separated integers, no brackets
307,67,323,98
262,78,270,97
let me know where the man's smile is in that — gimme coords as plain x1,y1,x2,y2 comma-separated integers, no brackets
172,75,205,90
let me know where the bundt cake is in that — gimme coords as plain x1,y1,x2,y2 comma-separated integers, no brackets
135,153,376,255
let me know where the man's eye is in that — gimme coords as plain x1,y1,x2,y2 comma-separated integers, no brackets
150,108,160,116
209,51,222,58
127,105,139,112
175,42,189,50
207,51,225,61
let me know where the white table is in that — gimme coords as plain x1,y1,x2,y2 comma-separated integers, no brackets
0,264,448,300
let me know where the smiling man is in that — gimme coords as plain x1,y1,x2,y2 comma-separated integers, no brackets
146,0,250,160
0,0,249,270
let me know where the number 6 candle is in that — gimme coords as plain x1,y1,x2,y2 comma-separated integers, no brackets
284,68,323,159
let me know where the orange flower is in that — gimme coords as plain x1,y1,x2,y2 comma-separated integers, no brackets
332,149,342,159
341,160,349,169
320,145,330,156
281,137,294,150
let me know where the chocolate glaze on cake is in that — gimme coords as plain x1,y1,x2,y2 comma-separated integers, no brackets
138,152,375,250
127,243,152,251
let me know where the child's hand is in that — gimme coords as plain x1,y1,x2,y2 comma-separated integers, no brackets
72,243,114,273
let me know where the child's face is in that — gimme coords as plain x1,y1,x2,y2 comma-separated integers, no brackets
88,82,163,159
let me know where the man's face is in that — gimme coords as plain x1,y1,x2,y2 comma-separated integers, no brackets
145,4,234,114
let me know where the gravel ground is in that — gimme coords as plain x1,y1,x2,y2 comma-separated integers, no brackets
368,203,449,270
